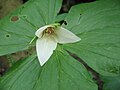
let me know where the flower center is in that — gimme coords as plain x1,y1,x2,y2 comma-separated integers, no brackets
41,27,55,38
45,27,55,35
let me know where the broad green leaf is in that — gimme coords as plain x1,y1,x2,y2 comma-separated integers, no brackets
0,0,62,55
63,0,120,76
0,54,41,90
102,75,120,90
55,13,67,22
0,50,97,90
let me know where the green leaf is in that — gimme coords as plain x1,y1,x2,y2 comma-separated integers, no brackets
63,0,120,76
55,13,67,22
102,74,120,90
0,54,41,90
0,51,97,90
20,0,62,26
0,0,62,55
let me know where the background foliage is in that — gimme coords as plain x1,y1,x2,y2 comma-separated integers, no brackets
0,0,120,90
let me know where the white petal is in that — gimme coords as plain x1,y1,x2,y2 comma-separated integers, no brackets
55,27,81,44
36,37,57,66
35,25,53,38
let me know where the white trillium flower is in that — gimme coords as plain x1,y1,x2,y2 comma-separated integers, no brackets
35,24,81,66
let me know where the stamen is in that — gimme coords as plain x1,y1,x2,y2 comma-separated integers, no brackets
41,27,55,38
45,27,54,34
